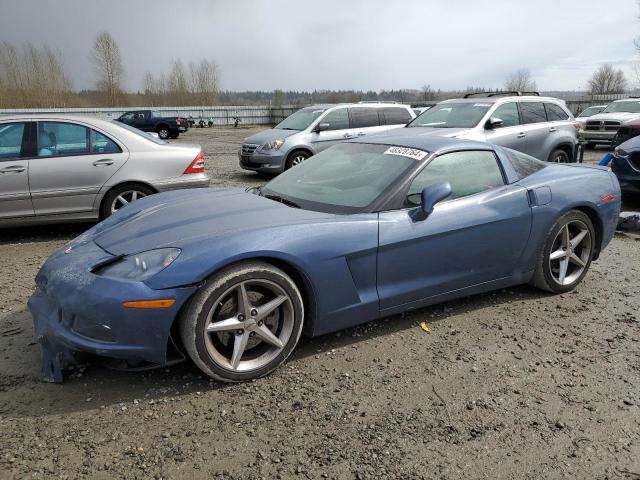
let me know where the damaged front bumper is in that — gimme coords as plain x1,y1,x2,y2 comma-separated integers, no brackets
28,240,197,383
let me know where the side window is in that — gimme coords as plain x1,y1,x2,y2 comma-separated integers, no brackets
506,148,547,178
349,107,380,128
405,150,504,206
490,103,520,127
519,102,547,124
0,122,26,159
545,103,570,121
319,108,349,131
120,112,134,122
91,130,121,153
37,122,89,157
381,107,412,125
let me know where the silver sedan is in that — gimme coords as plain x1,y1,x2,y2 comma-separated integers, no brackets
0,115,210,226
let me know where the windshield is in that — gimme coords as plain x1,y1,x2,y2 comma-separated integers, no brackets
602,101,640,113
577,106,604,117
113,121,167,144
275,108,325,131
263,143,421,213
407,102,491,128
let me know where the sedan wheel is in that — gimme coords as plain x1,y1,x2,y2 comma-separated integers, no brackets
179,262,304,382
531,210,595,293
110,189,147,214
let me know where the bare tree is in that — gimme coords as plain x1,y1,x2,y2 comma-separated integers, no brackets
504,68,537,92
188,59,219,105
420,84,435,101
588,64,627,95
91,31,124,106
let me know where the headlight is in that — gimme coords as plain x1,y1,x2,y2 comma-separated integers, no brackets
614,147,629,158
261,139,285,151
95,248,181,281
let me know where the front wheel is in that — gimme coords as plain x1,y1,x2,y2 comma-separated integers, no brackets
285,150,310,169
179,262,304,382
549,148,569,163
530,210,595,293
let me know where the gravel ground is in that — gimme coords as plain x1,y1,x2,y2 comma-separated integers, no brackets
1,128,639,480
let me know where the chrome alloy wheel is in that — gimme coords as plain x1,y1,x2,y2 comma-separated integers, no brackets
204,280,294,372
110,190,147,214
291,154,307,166
548,219,592,286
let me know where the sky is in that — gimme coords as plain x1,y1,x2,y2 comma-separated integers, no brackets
0,0,638,92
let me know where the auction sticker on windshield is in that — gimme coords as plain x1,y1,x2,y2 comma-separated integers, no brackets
384,146,428,161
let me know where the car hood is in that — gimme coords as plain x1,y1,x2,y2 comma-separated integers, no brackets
400,126,472,138
242,128,300,146
585,112,640,122
92,188,336,256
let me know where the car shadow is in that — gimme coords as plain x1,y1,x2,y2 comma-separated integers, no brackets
0,222,94,245
0,284,547,418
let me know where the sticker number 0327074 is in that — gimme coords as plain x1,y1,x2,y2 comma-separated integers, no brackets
383,146,428,161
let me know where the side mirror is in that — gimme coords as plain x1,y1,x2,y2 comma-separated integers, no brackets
315,123,330,132
421,182,452,216
484,117,504,130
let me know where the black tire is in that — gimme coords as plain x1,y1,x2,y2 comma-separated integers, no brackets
157,126,170,139
100,183,155,219
548,148,569,163
585,142,595,149
530,210,595,294
179,261,304,382
285,150,310,169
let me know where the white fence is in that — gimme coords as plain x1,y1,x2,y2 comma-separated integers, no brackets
0,105,300,125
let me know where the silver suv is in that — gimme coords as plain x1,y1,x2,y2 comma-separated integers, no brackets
582,98,640,147
406,92,579,162
239,102,415,173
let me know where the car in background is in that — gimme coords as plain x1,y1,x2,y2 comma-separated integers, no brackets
611,117,640,147
575,105,607,129
238,102,415,173
611,135,640,195
30,132,620,382
0,115,209,227
116,110,188,139
406,91,579,163
582,98,640,148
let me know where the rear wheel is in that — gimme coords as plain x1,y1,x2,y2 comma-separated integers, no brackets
157,126,170,139
549,148,569,163
285,150,310,169
179,261,304,382
100,183,155,219
530,210,595,293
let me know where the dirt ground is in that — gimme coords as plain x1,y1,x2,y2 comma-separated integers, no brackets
1,127,639,480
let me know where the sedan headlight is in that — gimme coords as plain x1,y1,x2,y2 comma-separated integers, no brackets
261,139,285,151
95,248,181,281
614,147,629,159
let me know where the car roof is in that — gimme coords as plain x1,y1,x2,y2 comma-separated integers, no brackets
438,96,564,105
301,103,411,111
347,129,494,154
0,114,116,130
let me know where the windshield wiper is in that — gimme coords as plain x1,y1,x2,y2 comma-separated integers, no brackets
279,127,299,131
264,194,301,208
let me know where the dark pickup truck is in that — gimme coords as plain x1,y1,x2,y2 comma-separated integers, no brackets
115,110,188,139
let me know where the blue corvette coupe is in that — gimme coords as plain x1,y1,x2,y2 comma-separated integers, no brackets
29,133,621,382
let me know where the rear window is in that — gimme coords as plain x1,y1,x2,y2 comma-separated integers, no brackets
505,148,547,178
545,103,570,121
349,107,380,128
381,107,412,125
519,102,547,124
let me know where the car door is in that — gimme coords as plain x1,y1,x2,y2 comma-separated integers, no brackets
29,121,129,216
379,106,414,130
349,106,383,138
483,102,526,150
309,107,354,152
515,102,550,159
0,121,34,219
377,149,531,311
132,111,149,131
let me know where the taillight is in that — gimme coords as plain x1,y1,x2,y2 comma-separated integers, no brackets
184,151,205,174
176,118,181,126
601,194,616,204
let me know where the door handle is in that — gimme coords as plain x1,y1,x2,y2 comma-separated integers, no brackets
93,159,114,166
0,165,25,173
343,133,354,138
549,127,557,132
357,132,366,136
517,133,527,139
